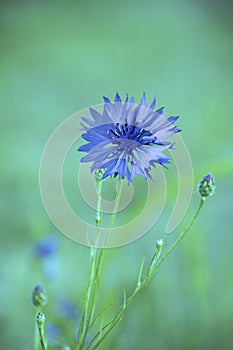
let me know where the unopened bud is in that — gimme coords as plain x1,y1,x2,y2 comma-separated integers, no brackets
96,215,101,225
94,169,104,182
156,239,163,249
198,173,215,199
32,284,47,307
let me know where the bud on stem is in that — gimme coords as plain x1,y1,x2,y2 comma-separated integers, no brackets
198,173,216,199
32,284,47,308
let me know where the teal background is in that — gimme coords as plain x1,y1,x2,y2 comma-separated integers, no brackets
1,0,233,349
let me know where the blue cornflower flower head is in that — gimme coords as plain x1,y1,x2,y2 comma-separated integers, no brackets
35,234,59,258
78,92,181,182
35,234,60,280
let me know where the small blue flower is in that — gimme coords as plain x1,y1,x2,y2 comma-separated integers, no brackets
35,234,59,258
35,234,60,280
78,93,181,182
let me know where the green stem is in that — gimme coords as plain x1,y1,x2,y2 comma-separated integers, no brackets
77,179,123,349
86,179,123,332
76,246,98,350
35,312,47,350
34,307,40,350
96,176,103,228
76,174,103,349
87,198,205,349
107,179,123,239
146,198,205,282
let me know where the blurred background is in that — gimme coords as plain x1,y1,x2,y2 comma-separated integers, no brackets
1,0,233,349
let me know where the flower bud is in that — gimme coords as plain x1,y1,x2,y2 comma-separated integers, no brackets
95,215,101,226
198,173,216,199
32,284,47,307
94,169,104,182
156,239,163,249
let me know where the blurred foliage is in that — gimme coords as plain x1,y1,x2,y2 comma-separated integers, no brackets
0,0,233,349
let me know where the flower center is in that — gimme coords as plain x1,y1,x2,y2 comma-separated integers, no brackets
115,137,139,153
108,123,155,152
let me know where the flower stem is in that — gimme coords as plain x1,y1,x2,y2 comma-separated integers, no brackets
34,312,40,350
107,179,123,238
147,198,205,281
76,178,123,349
88,179,123,328
95,171,103,228
35,312,47,350
87,198,205,349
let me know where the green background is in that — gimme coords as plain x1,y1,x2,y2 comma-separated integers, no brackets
1,0,233,349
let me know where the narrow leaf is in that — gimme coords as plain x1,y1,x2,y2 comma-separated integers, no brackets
137,254,146,289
